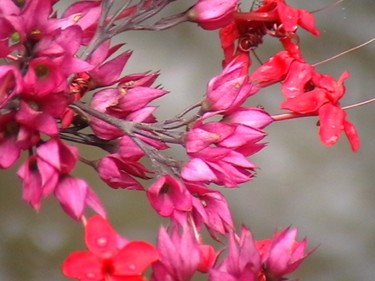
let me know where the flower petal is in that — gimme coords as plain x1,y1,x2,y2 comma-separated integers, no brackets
85,215,119,259
62,251,103,281
113,241,159,275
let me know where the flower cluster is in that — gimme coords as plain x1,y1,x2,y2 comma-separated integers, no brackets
0,0,366,281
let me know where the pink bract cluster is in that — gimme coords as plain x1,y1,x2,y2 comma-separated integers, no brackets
0,0,362,281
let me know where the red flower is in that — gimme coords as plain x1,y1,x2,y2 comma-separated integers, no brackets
63,215,159,281
281,70,360,151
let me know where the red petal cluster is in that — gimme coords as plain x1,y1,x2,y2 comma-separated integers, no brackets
63,215,159,281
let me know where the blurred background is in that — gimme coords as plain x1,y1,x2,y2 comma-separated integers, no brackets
1,0,375,280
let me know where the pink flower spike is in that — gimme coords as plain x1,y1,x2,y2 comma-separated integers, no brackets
188,0,239,30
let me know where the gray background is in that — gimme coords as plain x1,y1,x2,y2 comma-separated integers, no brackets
1,0,374,280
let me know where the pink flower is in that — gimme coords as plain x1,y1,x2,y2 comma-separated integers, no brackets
63,215,159,281
147,175,192,217
187,0,239,30
182,117,268,187
0,65,23,107
152,226,201,281
36,138,78,174
202,57,250,112
0,113,39,168
97,135,151,190
259,228,309,278
90,87,166,139
88,41,132,87
187,182,234,237
61,1,102,44
55,176,106,220
210,227,261,281
97,155,148,191
223,107,273,130
17,155,58,210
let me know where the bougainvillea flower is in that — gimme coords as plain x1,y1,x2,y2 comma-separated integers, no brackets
63,215,159,281
210,227,261,281
187,0,239,30
147,175,192,217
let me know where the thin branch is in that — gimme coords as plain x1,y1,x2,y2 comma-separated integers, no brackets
313,37,375,67
311,0,345,14
342,97,375,110
70,102,135,135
